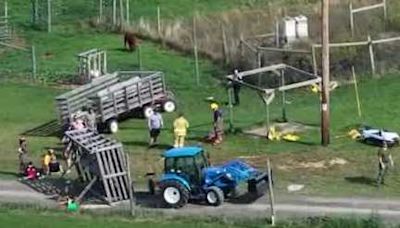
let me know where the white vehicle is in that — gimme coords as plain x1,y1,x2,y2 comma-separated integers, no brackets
361,128,400,146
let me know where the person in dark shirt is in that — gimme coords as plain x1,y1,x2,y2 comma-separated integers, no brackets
376,141,394,186
232,69,242,106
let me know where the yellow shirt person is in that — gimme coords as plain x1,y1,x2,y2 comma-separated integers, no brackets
173,113,189,148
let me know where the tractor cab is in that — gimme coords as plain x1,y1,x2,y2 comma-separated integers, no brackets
163,147,209,189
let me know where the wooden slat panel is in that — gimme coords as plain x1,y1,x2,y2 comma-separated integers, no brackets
96,152,112,203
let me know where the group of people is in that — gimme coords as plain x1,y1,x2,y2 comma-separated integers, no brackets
147,102,224,148
17,137,63,181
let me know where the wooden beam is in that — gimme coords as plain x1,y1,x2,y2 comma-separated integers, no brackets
258,46,311,54
313,40,368,48
76,176,98,202
228,64,286,78
352,2,385,13
239,39,257,53
0,41,28,51
278,78,321,92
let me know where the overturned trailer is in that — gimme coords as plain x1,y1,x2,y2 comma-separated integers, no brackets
55,71,176,133
64,128,133,204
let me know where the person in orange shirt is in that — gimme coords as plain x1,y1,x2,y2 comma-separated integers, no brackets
173,113,189,148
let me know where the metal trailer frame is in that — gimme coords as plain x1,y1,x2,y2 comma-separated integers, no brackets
226,63,321,130
78,49,107,83
64,128,132,204
55,71,173,132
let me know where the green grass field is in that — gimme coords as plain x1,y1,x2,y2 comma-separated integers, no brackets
2,0,400,199
0,207,386,228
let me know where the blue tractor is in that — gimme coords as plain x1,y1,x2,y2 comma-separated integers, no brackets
150,147,270,208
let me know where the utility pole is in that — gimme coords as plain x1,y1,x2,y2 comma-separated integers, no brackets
321,0,330,146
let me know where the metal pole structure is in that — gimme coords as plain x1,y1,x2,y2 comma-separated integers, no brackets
31,45,37,81
47,0,51,33
351,66,362,118
193,13,200,85
267,158,276,226
321,0,330,146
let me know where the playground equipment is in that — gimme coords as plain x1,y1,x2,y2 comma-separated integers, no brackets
149,147,269,208
63,128,132,204
55,71,176,133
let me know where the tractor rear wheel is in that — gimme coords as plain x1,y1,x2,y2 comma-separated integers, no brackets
160,181,189,208
205,186,224,206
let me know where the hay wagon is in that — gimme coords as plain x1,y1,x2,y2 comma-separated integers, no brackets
55,71,176,133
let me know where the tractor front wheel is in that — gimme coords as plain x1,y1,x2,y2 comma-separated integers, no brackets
205,186,224,207
160,181,189,208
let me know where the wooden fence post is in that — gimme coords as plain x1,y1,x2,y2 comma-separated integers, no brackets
383,0,387,21
31,45,37,81
239,33,244,58
281,69,287,122
47,0,51,33
349,3,354,36
99,0,103,22
137,45,142,70
193,13,200,85
311,45,317,75
351,66,362,118
228,87,234,133
221,23,228,65
267,158,276,226
257,51,262,86
275,19,280,47
157,5,161,36
367,35,376,76
119,0,124,26
112,0,116,26
126,0,130,25
125,153,135,217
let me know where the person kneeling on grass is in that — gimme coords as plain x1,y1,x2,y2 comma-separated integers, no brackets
43,149,63,175
23,162,42,181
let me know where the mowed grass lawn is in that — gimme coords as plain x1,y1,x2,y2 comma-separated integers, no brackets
0,209,239,228
1,32,400,198
1,0,400,198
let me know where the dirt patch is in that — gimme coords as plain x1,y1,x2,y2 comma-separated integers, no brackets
278,157,348,171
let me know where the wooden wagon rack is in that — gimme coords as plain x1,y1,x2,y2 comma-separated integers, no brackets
64,128,133,204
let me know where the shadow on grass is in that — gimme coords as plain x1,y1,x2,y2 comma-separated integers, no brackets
0,170,19,178
345,176,377,186
123,141,173,150
21,119,62,137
